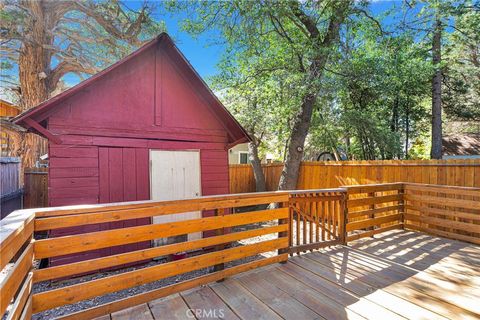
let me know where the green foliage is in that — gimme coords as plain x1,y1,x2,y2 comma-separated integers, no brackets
168,0,353,161
168,0,478,161
443,5,480,121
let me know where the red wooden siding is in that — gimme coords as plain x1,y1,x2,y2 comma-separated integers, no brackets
18,34,247,266
99,147,150,257
48,145,100,206
46,41,228,144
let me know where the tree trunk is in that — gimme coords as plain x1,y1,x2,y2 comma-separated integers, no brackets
278,2,350,190
278,94,316,190
19,0,53,108
405,103,410,159
431,15,443,159
17,0,53,168
248,142,266,192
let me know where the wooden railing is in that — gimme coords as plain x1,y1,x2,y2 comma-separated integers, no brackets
288,189,346,254
344,183,405,242
1,183,479,319
1,192,289,320
404,183,480,245
0,209,35,320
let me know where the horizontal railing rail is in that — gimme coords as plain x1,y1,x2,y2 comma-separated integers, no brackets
403,183,480,245
343,182,405,242
0,209,35,319
1,183,479,319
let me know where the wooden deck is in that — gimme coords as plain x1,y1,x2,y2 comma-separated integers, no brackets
102,230,480,320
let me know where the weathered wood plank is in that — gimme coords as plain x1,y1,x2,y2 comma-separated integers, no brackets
0,210,34,270
33,224,287,282
278,262,446,320
238,270,322,319
56,255,287,320
111,303,153,320
210,279,282,320
148,294,190,320
259,268,367,320
181,286,239,320
32,239,288,313
34,208,288,259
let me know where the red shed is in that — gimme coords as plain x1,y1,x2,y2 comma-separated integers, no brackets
14,33,250,265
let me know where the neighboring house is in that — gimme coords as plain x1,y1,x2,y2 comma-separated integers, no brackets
14,33,250,265
442,134,480,159
0,99,24,157
229,143,250,164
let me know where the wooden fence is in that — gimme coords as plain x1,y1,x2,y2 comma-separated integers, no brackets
0,157,22,219
229,159,480,193
23,168,48,209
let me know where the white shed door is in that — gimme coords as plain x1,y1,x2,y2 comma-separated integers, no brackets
150,150,202,246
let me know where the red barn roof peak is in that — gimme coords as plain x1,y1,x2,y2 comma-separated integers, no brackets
14,33,250,145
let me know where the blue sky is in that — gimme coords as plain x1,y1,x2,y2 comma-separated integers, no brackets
2,0,404,99
61,0,402,86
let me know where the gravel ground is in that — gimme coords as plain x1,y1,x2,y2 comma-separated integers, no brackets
31,219,280,319
5,215,335,320
19,208,335,320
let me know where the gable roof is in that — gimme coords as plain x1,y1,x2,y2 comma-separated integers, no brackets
13,33,250,145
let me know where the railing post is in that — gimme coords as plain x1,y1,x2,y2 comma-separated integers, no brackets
368,191,376,237
339,190,348,245
278,200,289,263
213,208,225,281
399,183,405,229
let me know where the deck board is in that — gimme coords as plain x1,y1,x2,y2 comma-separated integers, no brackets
210,279,283,320
111,303,153,320
181,286,240,320
106,230,480,320
237,270,322,319
148,294,191,320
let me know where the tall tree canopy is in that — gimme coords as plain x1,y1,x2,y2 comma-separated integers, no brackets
170,0,355,190
172,0,478,189
1,0,163,166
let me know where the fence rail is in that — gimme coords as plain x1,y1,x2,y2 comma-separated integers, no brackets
230,159,480,193
404,183,480,244
288,189,346,254
23,168,48,209
345,183,404,242
1,182,479,319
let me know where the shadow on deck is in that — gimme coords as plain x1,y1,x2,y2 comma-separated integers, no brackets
106,230,480,320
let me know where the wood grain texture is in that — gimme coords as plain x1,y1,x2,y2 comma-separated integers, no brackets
33,224,287,282
0,244,33,316
34,208,288,259
55,255,287,320
230,160,480,194
32,238,288,313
